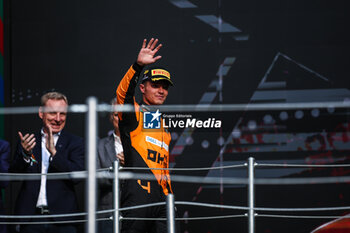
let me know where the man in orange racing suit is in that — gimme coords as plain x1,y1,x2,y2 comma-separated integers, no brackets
116,38,176,233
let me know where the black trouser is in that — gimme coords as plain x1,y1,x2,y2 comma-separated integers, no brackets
97,219,113,233
20,207,77,233
20,224,76,233
120,179,179,233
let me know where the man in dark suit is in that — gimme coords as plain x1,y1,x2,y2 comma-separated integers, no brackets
11,92,84,233
0,140,10,233
97,99,124,233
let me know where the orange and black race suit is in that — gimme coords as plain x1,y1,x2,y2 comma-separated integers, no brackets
116,63,174,232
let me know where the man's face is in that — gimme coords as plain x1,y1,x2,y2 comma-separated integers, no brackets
140,80,169,105
39,99,68,134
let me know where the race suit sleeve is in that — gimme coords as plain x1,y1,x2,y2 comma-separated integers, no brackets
116,62,143,122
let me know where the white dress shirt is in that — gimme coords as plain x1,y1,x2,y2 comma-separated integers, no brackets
36,129,60,207
113,132,123,155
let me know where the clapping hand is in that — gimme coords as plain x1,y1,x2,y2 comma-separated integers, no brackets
18,132,36,155
44,124,57,156
117,152,125,166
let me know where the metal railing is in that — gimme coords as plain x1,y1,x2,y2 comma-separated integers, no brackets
1,98,349,233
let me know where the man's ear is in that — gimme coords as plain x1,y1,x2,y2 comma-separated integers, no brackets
139,83,145,94
38,107,43,119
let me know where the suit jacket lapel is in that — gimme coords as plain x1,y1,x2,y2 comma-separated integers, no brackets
56,130,67,152
105,135,116,164
33,132,42,172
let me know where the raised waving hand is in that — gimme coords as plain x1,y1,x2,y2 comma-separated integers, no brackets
136,38,162,66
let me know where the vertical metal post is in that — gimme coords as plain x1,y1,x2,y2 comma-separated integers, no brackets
166,194,176,233
86,97,98,233
113,160,120,233
247,157,255,233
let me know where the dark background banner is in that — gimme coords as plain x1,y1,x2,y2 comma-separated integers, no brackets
3,0,350,232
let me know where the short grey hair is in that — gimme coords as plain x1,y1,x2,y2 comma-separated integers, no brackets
41,92,68,106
